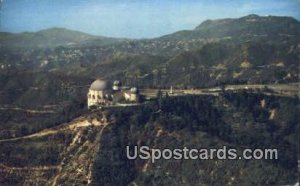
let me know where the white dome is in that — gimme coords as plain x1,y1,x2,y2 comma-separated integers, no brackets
90,79,107,90
113,80,121,86
130,87,138,94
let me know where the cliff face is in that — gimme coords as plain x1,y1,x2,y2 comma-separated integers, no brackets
0,93,298,185
0,112,108,185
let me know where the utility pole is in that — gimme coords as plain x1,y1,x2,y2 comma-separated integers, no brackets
170,85,173,94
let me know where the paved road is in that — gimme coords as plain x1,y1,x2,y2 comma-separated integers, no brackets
140,83,299,98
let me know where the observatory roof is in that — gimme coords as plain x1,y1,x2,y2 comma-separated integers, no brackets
130,87,138,94
113,80,121,86
90,79,107,91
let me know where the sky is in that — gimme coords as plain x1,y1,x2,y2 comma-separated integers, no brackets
0,0,299,38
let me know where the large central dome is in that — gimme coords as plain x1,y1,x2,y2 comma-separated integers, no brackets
90,79,107,90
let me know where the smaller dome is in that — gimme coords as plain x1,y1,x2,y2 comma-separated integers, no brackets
113,80,121,86
130,87,138,94
90,79,107,91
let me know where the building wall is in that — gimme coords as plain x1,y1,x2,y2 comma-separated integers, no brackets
124,92,138,102
88,88,139,108
124,92,131,101
130,93,138,102
112,85,120,91
87,89,106,107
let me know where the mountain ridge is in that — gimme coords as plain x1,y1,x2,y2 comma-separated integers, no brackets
1,14,299,49
0,27,124,48
160,14,300,41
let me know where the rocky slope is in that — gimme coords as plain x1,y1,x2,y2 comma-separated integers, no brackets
0,111,107,185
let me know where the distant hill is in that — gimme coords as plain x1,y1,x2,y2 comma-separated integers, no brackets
78,15,299,87
0,27,124,48
1,15,299,51
194,14,300,37
159,14,300,42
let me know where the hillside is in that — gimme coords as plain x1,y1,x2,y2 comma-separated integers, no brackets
0,93,298,185
0,28,123,48
160,14,300,42
195,14,300,37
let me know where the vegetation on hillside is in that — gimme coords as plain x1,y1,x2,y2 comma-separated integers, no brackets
91,92,298,185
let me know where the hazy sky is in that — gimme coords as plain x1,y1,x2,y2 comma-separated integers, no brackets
1,0,299,38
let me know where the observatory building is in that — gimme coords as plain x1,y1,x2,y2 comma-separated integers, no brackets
124,87,139,102
87,79,140,108
87,79,112,108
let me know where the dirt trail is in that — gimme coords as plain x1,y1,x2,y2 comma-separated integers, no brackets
0,107,57,114
0,113,109,186
0,164,59,172
51,115,108,186
0,117,102,143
